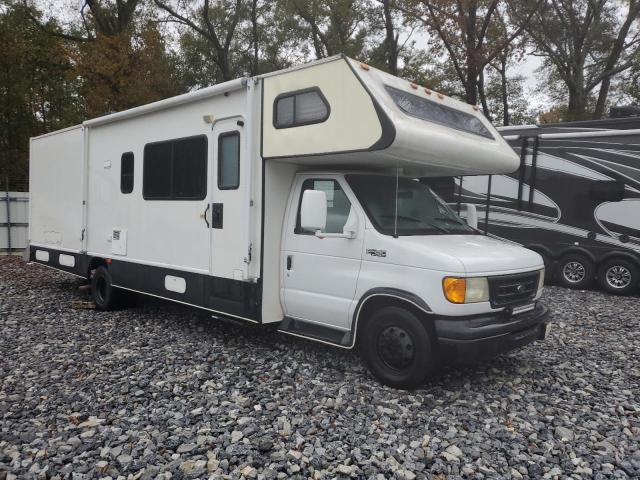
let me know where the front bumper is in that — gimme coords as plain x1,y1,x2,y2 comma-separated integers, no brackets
434,302,550,364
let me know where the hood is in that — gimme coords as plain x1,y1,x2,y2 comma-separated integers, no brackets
378,233,543,275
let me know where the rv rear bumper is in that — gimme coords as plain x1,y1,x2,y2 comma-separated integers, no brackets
434,302,550,364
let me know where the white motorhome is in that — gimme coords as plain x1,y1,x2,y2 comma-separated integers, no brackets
28,55,550,388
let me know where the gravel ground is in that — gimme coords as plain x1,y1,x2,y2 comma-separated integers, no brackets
1,256,639,480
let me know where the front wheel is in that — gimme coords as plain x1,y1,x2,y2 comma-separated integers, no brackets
359,306,435,389
597,259,639,295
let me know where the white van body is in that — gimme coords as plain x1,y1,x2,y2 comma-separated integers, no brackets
28,56,549,387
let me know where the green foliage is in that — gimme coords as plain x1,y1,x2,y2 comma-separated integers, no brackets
484,72,536,125
0,3,83,185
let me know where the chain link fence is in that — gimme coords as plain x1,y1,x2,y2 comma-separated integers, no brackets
1,174,29,254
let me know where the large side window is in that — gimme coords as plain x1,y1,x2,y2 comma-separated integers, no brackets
143,135,207,200
120,152,134,194
295,179,351,234
274,88,330,129
218,132,240,190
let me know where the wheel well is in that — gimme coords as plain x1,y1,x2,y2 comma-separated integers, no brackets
525,244,554,261
598,252,640,270
558,248,596,264
355,295,435,347
87,257,108,278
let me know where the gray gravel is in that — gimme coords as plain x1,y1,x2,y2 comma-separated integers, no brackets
1,256,639,479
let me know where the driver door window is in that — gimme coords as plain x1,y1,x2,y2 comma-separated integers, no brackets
295,179,352,234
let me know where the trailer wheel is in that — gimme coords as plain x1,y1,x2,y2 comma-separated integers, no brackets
597,259,639,295
91,266,119,310
556,254,594,289
360,306,434,389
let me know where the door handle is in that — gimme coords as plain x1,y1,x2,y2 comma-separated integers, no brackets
286,255,292,270
201,203,210,228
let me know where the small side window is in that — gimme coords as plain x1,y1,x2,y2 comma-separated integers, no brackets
120,152,134,194
295,179,351,234
218,132,240,190
274,88,330,129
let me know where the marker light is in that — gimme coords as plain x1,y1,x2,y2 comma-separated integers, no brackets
538,268,545,292
443,277,490,304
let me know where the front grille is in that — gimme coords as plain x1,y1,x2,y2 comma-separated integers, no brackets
488,271,539,308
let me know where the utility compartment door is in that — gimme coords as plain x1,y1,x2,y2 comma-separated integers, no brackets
210,118,251,280
281,176,364,330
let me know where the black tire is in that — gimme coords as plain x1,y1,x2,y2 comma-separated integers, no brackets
556,254,594,289
359,306,435,389
597,258,639,295
537,252,555,285
91,266,119,310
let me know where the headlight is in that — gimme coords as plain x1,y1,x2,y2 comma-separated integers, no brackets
443,277,490,304
538,268,545,292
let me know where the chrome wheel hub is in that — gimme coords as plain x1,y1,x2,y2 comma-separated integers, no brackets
605,265,632,289
563,261,586,283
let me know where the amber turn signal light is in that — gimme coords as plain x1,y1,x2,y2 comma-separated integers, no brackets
443,277,466,304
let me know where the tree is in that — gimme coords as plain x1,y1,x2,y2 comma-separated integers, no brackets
485,72,536,125
281,0,369,59
0,3,83,186
25,0,142,41
525,0,640,120
73,24,185,117
154,0,245,81
397,0,542,111
366,0,428,80
25,0,185,117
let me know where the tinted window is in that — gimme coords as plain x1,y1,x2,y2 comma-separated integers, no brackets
174,137,207,199
385,85,494,139
218,132,240,190
143,136,207,200
143,142,172,199
274,88,329,128
276,96,295,127
120,152,134,194
296,179,351,234
346,174,474,236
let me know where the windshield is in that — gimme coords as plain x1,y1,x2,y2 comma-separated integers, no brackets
346,174,475,236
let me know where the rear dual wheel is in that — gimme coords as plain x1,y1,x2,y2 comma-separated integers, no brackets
91,266,136,310
360,306,435,389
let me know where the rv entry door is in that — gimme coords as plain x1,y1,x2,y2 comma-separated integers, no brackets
210,118,250,281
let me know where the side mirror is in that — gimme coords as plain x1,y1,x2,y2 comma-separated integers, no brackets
300,190,327,232
463,203,478,229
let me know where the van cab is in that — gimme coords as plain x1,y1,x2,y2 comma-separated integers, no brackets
280,172,548,387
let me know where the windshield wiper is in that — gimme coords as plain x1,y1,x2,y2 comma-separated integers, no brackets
434,216,468,227
381,215,451,233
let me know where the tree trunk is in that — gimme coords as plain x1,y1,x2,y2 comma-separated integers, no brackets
382,0,398,76
593,1,640,119
217,48,231,81
567,86,587,121
251,0,259,76
464,3,478,105
478,69,491,120
499,56,509,126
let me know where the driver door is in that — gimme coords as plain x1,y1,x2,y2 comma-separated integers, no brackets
281,176,364,330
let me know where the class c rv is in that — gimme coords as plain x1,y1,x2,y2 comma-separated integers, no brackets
28,55,550,388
